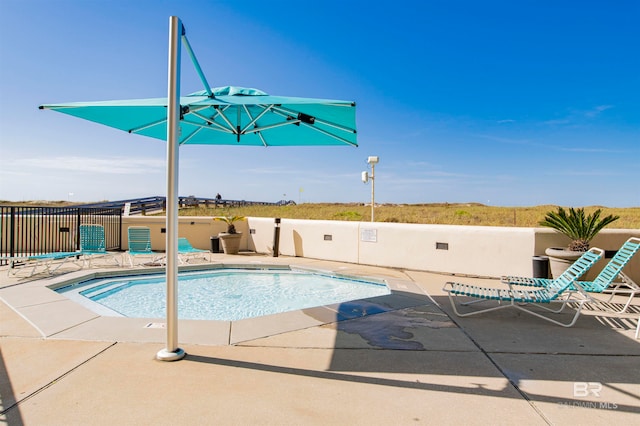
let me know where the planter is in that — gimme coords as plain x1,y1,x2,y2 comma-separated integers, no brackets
544,247,582,278
218,232,242,255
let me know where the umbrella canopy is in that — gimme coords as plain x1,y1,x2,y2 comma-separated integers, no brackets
40,85,357,147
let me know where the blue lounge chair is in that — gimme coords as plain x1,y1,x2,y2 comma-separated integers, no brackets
443,247,604,327
6,251,81,277
126,226,163,267
178,237,210,264
503,237,640,313
79,224,121,268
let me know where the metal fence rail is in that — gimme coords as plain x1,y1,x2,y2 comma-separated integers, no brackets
0,206,122,265
74,196,293,215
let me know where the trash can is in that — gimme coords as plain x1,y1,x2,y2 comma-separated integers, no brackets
532,256,549,278
210,236,221,253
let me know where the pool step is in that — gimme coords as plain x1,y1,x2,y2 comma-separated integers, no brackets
81,281,133,299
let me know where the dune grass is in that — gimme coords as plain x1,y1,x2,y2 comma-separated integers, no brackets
3,200,636,228
179,203,640,228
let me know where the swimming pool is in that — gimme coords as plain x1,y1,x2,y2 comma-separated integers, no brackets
56,268,390,321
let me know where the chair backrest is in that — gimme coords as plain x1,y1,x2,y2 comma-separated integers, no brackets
80,224,106,252
128,226,152,252
178,237,194,251
589,237,640,291
547,247,604,297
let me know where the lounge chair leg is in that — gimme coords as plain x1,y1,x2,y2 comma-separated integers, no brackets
513,301,586,327
447,293,513,317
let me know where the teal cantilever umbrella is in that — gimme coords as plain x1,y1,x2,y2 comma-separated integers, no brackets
40,17,357,361
39,85,357,147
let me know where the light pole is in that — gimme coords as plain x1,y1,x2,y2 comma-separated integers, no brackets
362,156,379,222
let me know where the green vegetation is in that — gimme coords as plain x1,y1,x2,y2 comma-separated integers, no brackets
213,215,245,234
3,200,637,228
539,207,620,251
178,203,640,229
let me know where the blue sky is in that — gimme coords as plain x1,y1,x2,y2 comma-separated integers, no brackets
0,0,638,207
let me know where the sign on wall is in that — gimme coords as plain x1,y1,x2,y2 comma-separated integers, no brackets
361,228,377,243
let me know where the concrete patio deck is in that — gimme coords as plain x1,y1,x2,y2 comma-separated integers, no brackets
1,253,639,425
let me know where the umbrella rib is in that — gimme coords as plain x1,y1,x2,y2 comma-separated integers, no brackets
213,106,238,135
241,104,269,146
243,115,355,146
129,117,167,134
323,102,356,107
128,105,212,134
269,108,356,145
273,105,356,134
240,104,273,134
182,119,235,133
188,111,235,133
257,132,269,147
301,123,358,146
244,119,301,134
179,127,202,145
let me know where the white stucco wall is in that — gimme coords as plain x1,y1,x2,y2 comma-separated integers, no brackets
121,216,640,281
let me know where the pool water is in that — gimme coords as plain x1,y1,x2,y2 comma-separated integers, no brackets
56,269,390,321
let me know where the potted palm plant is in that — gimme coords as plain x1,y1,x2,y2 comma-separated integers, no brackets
540,207,619,278
214,215,245,255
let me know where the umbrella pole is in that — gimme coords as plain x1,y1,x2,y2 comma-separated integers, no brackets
157,15,185,361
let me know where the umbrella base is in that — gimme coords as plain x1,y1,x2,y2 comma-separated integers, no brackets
156,347,186,361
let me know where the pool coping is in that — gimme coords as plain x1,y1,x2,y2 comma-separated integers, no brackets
0,259,434,346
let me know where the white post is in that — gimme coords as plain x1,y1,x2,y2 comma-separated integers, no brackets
366,156,379,222
370,162,375,222
157,16,185,361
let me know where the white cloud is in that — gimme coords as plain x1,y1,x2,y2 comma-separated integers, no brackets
584,105,614,118
476,134,539,147
6,156,165,175
545,105,615,126
557,147,625,153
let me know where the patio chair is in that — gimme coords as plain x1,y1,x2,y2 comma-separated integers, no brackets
6,251,81,278
503,237,640,313
126,226,163,267
79,224,121,268
178,237,210,264
443,247,604,327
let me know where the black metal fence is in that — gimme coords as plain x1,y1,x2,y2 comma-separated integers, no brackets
75,196,291,215
0,206,122,265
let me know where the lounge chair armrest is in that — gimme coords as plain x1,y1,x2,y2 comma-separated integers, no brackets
501,275,548,287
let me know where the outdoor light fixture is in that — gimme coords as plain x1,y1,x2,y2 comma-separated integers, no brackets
362,156,379,222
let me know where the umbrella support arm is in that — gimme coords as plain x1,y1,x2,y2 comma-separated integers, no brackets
181,29,213,98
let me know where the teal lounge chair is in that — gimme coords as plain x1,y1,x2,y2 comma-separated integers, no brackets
126,226,163,267
178,237,210,264
503,237,640,313
6,251,81,277
443,247,604,327
79,224,121,268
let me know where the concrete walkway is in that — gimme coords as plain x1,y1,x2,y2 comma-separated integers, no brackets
1,254,639,425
